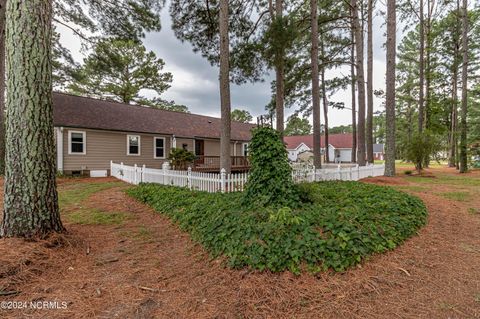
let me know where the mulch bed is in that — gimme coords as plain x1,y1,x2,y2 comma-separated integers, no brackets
0,170,479,318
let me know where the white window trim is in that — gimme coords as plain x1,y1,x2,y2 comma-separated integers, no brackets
127,135,141,156
68,130,86,155
242,143,249,157
153,137,166,159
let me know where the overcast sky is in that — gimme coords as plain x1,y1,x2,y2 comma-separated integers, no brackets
57,2,390,127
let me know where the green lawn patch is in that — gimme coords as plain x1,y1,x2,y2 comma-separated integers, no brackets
396,185,429,192
67,209,130,225
468,208,479,215
128,181,427,273
438,191,472,202
59,181,124,209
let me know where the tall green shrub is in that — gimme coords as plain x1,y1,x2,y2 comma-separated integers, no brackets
243,127,298,207
404,131,441,171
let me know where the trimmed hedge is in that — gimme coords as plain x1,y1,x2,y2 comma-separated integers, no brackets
127,181,427,273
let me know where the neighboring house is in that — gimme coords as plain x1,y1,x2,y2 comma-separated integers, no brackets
285,134,385,163
53,93,254,176
373,144,385,161
285,134,354,163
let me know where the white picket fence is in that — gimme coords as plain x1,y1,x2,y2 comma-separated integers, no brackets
291,164,385,183
111,161,385,193
111,161,248,193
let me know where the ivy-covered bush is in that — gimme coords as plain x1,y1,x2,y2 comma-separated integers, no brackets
128,181,427,273
243,127,299,207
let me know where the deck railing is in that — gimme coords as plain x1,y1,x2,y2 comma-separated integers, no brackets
193,156,249,172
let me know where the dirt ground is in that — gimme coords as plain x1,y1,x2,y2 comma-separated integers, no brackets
0,167,479,319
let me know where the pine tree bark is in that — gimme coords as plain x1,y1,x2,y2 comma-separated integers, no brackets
366,0,374,164
385,0,396,177
1,0,64,237
449,69,458,168
275,0,285,137
352,0,366,166
0,0,5,175
449,1,460,169
219,0,231,173
321,68,329,163
320,39,329,163
350,15,357,163
311,0,321,169
418,0,425,133
459,0,468,173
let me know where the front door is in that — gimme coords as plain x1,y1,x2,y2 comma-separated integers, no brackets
195,140,205,163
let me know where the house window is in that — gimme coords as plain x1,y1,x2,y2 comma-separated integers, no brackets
154,137,166,159
242,143,249,157
68,131,86,155
127,135,141,156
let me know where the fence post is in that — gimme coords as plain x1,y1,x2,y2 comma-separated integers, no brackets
134,164,138,184
337,165,341,180
188,167,192,190
110,160,113,177
162,162,170,185
142,164,146,183
220,168,226,193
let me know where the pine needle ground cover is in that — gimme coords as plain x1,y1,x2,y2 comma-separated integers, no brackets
127,181,427,273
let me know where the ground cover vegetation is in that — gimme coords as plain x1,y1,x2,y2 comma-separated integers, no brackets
129,127,427,273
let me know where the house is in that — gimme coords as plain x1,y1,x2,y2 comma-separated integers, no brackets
285,134,385,163
373,144,385,161
53,93,254,176
284,134,354,163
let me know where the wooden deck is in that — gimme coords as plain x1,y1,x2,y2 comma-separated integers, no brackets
192,156,250,172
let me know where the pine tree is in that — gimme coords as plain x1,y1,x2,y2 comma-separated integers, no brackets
68,38,173,105
1,0,64,237
385,0,396,177
219,0,232,173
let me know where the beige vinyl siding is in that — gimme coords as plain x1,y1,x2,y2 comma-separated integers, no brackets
62,128,171,171
176,138,194,152
203,139,245,156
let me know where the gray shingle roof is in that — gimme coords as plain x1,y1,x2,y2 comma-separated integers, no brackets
53,93,254,141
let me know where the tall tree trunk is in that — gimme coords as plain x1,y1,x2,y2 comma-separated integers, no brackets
0,0,5,175
418,0,425,133
385,0,396,177
459,0,468,173
320,40,329,163
366,0,374,164
1,0,63,237
350,15,357,163
352,0,366,166
275,0,285,137
449,69,458,168
219,0,231,173
311,0,321,169
449,2,460,169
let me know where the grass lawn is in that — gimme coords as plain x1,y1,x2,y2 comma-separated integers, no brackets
128,181,427,273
